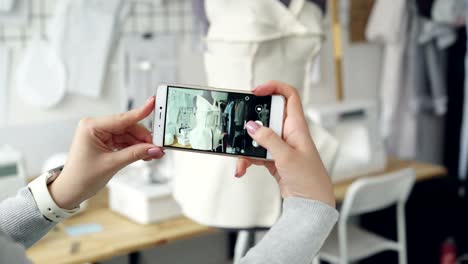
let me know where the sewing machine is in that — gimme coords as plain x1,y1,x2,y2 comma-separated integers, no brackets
0,146,26,200
307,101,387,183
108,160,182,224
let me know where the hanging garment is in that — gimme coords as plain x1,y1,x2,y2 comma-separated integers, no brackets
234,101,246,127
366,0,408,139
0,0,15,12
367,0,453,159
417,19,454,115
192,0,209,35
122,35,178,110
0,0,29,26
48,0,124,98
223,101,235,138
173,0,323,228
432,0,465,25
16,37,67,109
0,46,10,125
459,0,468,180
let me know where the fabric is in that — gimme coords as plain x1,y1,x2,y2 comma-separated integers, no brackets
0,0,15,12
0,0,29,26
234,101,246,126
0,187,338,264
16,37,67,109
192,0,209,34
367,0,453,159
366,0,408,140
0,188,55,248
48,0,123,98
123,35,178,110
189,96,223,150
432,0,465,25
174,0,323,229
0,229,31,264
239,198,339,264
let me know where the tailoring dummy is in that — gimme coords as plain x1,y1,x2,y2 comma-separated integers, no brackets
173,0,324,228
189,95,224,151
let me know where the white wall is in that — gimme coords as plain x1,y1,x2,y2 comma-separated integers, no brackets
0,36,205,175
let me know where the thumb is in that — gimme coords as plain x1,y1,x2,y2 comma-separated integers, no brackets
246,121,292,161
113,144,165,167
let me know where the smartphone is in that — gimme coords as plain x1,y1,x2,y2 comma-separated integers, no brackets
153,84,285,160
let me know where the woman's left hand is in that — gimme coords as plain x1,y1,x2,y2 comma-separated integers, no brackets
48,97,165,209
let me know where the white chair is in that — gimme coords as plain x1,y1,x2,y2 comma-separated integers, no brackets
315,168,416,264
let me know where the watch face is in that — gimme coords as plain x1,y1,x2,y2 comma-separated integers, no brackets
46,165,64,184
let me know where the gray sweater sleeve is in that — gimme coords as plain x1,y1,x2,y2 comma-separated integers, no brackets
0,189,337,264
240,197,339,264
0,187,56,248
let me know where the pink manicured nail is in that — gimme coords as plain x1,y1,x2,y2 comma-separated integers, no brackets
246,121,260,135
148,148,164,157
253,84,267,92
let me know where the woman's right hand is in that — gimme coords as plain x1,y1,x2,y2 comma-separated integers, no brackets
236,81,335,207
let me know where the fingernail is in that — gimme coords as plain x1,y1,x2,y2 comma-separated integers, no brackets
148,148,164,157
253,83,268,92
246,121,260,135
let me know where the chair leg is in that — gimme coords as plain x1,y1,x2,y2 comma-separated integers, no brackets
399,248,407,264
233,231,255,264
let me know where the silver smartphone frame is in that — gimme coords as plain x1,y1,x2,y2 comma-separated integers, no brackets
153,84,285,160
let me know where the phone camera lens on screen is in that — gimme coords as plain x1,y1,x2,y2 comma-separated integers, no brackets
163,86,272,158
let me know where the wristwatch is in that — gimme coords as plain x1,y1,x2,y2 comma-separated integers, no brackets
28,165,80,222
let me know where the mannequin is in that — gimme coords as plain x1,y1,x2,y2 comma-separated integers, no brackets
173,0,324,228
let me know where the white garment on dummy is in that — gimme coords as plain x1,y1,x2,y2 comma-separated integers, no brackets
189,96,223,150
48,0,123,98
16,37,66,109
0,46,10,125
173,0,323,228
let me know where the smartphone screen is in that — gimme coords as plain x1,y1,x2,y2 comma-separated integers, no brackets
164,85,272,158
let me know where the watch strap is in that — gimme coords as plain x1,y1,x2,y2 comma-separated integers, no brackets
28,166,80,222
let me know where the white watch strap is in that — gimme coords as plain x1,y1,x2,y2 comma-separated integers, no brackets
28,167,80,222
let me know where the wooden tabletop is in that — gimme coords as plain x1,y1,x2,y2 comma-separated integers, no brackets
27,190,215,264
27,158,447,264
333,158,447,202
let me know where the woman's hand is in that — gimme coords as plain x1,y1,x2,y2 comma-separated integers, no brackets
236,81,335,207
48,97,165,209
